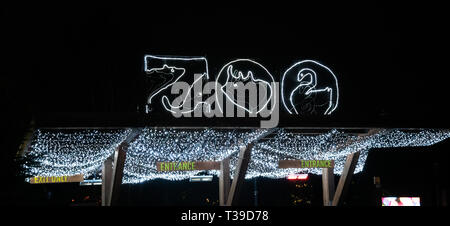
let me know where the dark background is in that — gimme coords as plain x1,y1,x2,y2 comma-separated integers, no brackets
3,2,449,127
1,1,449,208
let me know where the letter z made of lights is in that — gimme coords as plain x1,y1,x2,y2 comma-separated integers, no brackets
144,55,210,114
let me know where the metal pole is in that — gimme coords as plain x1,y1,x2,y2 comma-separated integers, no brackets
332,151,360,206
102,157,113,206
322,167,335,206
219,157,230,206
226,143,253,206
254,177,258,206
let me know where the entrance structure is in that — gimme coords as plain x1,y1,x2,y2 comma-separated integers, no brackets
22,127,450,206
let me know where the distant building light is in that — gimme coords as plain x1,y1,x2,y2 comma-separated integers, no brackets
287,174,309,180
373,176,381,185
189,175,213,182
79,179,102,186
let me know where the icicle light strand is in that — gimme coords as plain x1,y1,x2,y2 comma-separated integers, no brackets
23,128,450,183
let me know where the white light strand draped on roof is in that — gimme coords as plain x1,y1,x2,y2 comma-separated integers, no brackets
246,129,450,179
124,128,268,183
24,129,131,178
23,128,450,183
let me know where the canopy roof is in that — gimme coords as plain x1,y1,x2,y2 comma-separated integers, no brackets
24,127,450,183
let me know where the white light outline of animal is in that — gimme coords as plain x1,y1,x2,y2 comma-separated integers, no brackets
146,64,186,105
146,65,178,101
144,55,209,79
224,65,270,113
281,60,339,115
215,59,276,115
161,73,212,114
144,55,210,113
289,68,333,114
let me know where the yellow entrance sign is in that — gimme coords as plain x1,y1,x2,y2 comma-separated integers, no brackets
278,160,335,169
156,161,220,172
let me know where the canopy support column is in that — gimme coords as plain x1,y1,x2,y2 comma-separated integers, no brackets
226,143,254,206
102,157,113,206
102,128,142,206
322,167,335,206
332,151,360,206
219,157,231,206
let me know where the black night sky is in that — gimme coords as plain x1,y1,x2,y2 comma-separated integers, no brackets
1,1,450,212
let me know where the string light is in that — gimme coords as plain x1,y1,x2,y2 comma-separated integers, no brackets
144,55,210,79
215,59,276,115
124,128,268,183
146,64,186,105
144,55,210,114
247,129,450,179
23,128,450,184
281,60,339,115
161,73,211,114
24,129,131,178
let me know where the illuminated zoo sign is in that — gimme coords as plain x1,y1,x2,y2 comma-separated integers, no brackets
144,55,340,127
